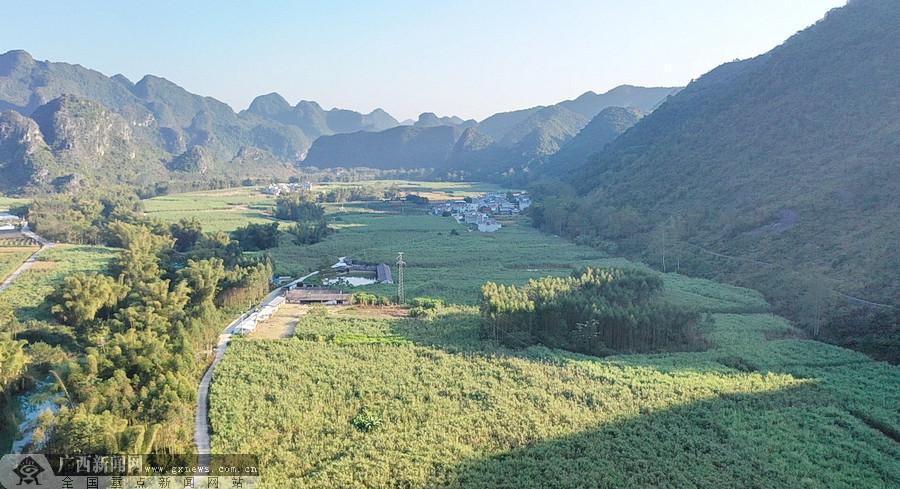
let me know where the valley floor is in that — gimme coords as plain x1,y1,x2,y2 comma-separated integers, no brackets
196,197,899,488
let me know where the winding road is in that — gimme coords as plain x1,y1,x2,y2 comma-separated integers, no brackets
194,271,319,465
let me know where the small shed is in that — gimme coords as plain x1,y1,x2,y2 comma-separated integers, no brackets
376,263,393,284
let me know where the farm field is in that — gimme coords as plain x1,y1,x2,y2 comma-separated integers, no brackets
142,181,513,235
0,249,37,284
0,244,119,323
0,197,29,210
143,187,276,234
191,183,900,488
211,311,900,488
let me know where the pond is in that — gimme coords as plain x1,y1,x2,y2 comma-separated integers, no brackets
325,277,378,286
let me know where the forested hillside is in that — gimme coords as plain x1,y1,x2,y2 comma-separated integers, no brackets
530,0,900,361
0,50,681,195
0,50,403,193
298,87,677,181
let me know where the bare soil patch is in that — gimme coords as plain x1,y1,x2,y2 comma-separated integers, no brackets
249,304,410,339
332,305,410,319
249,303,307,339
0,246,40,253
29,261,58,271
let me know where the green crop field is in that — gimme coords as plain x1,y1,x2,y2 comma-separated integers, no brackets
210,310,900,488
325,179,511,197
269,213,635,305
142,181,517,235
198,183,900,488
143,187,277,233
0,249,37,283
0,197,29,211
0,245,119,322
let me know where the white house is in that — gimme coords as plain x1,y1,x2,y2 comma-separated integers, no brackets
478,219,502,233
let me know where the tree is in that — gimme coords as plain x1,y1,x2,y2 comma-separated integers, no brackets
0,333,27,391
50,272,129,327
189,232,243,268
275,192,324,221
170,218,203,252
178,258,225,313
287,221,332,246
231,222,280,251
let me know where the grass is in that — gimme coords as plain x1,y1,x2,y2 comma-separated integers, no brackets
210,309,900,488
143,187,276,233
197,183,899,488
0,197,29,210
0,249,38,283
0,245,119,322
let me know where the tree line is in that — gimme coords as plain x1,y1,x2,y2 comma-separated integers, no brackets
9,189,275,453
481,267,704,356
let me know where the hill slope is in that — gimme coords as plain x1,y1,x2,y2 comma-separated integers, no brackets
302,125,463,170
537,0,900,355
0,50,405,192
546,106,645,175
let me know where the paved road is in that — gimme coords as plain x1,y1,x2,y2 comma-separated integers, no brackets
0,226,55,293
194,271,319,465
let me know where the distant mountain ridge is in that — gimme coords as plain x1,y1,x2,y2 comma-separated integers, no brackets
0,48,679,193
242,93,399,138
0,50,402,192
303,85,677,179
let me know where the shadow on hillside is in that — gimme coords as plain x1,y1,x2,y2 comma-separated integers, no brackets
424,386,900,489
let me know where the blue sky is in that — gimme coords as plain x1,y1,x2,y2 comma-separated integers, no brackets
2,0,846,121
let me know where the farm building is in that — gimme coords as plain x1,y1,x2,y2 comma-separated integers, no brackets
376,263,393,284
234,313,259,335
285,287,352,305
234,295,287,333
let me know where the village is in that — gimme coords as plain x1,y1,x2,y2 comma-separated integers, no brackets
431,192,531,233
230,191,531,336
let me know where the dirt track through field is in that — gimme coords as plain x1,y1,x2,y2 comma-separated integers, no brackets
0,227,54,293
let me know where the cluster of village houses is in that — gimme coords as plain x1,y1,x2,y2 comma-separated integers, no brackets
431,193,531,233
261,181,313,196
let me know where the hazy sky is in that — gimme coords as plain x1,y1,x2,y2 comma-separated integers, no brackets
2,0,846,121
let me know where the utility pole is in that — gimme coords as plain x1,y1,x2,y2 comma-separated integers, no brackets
396,252,405,304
